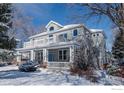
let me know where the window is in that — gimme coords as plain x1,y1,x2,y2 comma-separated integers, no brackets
97,33,99,36
59,33,67,42
93,34,95,37
63,50,67,60
64,33,67,39
49,34,53,37
58,49,69,62
49,27,54,31
49,35,53,43
48,52,56,61
73,29,78,36
59,50,62,60
64,33,67,41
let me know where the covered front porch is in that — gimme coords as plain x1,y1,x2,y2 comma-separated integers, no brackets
17,45,74,68
47,48,71,68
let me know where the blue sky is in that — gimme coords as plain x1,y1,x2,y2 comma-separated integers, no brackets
14,3,113,51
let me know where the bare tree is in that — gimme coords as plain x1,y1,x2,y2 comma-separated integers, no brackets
70,3,124,64
11,4,47,42
71,4,124,30
72,30,101,73
12,5,36,39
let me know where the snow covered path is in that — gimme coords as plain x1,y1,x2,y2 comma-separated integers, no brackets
0,65,123,85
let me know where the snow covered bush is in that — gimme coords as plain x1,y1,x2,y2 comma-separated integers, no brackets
107,65,117,75
0,50,16,65
19,60,39,72
107,64,124,78
0,62,7,67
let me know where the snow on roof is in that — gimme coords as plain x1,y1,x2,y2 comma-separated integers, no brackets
90,29,106,38
15,39,21,41
45,20,63,28
90,29,103,33
29,24,83,39
59,24,83,31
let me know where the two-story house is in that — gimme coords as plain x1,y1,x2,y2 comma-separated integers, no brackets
16,21,106,69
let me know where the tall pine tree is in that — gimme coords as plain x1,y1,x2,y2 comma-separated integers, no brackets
0,3,16,50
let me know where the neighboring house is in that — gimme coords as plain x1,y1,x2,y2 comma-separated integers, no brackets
16,21,106,68
90,29,106,68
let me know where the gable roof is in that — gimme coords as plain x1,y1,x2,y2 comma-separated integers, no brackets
29,24,83,39
45,20,63,28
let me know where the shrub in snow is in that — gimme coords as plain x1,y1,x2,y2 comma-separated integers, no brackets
107,64,124,78
71,29,101,77
70,67,99,82
0,62,7,67
41,62,47,68
107,65,117,75
118,61,124,67
19,60,39,72
0,50,16,65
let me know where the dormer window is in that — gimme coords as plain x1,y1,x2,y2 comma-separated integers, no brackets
49,26,54,31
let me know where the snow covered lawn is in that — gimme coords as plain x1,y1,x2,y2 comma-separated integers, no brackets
0,65,123,85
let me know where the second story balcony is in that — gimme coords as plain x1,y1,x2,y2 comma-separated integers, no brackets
23,34,76,49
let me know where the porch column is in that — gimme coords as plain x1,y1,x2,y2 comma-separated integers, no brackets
43,49,48,62
30,50,35,61
16,51,21,62
70,46,74,63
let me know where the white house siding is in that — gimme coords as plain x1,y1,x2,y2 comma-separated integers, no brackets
16,21,106,69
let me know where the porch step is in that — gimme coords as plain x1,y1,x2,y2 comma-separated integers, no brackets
47,66,70,70
47,62,70,68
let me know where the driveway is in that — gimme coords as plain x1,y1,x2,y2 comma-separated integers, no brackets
0,65,94,85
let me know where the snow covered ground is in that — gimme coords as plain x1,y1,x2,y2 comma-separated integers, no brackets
0,65,123,85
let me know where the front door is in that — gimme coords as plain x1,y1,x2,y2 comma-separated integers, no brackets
35,50,43,64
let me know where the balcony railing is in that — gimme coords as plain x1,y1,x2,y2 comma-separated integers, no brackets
23,42,31,48
23,36,74,48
